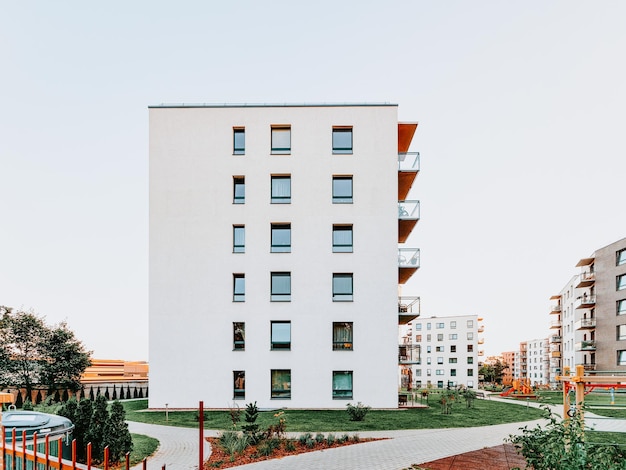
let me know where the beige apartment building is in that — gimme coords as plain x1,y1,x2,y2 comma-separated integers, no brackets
549,237,626,386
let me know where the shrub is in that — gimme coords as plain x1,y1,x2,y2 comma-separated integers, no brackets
508,406,626,469
23,399,34,410
257,438,281,457
242,402,262,444
326,433,335,445
339,433,350,443
461,389,477,408
352,433,360,442
265,411,286,439
284,440,296,452
346,402,371,421
315,433,325,444
305,437,315,448
219,431,249,457
298,432,313,445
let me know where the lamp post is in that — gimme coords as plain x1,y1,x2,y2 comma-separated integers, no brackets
165,403,169,422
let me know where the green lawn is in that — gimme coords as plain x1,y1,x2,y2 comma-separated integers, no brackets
122,397,545,432
129,433,159,466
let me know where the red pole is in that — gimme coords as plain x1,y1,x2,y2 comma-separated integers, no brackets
21,431,26,470
72,439,77,470
44,435,50,469
199,400,204,470
104,446,109,470
142,457,147,470
125,452,130,470
11,429,16,470
33,432,37,467
87,442,92,470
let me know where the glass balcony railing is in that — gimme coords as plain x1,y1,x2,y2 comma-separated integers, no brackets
398,248,420,268
575,295,596,309
576,341,597,351
550,305,562,314
398,152,420,172
575,318,596,330
398,200,420,220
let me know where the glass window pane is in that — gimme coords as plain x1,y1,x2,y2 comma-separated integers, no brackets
333,273,353,301
332,371,353,398
233,128,245,155
271,369,291,398
233,226,245,253
619,351,626,365
233,322,245,350
619,325,626,341
618,249,626,266
271,322,291,349
333,128,353,154
332,177,353,203
271,224,291,252
271,176,291,203
233,274,245,302
234,177,245,204
271,272,291,301
619,275,626,291
619,299,626,315
333,225,353,252
272,128,291,154
233,371,245,399
333,322,353,350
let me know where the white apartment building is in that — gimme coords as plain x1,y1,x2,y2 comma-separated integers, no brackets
525,338,549,386
403,315,482,390
149,103,420,408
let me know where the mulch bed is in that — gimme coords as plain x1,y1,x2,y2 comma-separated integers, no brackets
204,436,383,468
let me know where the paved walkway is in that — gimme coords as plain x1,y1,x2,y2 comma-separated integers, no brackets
128,395,626,470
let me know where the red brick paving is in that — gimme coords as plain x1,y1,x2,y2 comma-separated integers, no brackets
417,444,527,469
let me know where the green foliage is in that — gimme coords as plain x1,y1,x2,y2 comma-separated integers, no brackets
87,395,109,460
508,406,626,469
480,359,508,384
35,396,63,414
346,402,371,421
257,438,281,456
241,402,262,444
22,399,34,410
228,403,241,428
338,433,350,443
104,400,133,463
351,433,360,442
0,306,91,395
439,390,458,414
264,411,286,439
218,431,249,457
297,432,312,445
315,432,325,444
284,439,296,452
326,433,335,445
461,389,477,408
304,437,315,448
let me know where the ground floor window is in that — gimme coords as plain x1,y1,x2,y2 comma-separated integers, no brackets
332,371,353,399
233,371,245,400
271,369,291,399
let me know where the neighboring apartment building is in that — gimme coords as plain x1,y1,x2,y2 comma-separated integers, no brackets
526,338,549,386
549,237,626,385
403,315,482,389
501,351,515,386
149,103,420,409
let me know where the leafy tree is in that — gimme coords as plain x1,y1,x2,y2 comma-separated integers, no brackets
104,400,133,463
480,360,508,384
40,322,91,393
0,306,92,396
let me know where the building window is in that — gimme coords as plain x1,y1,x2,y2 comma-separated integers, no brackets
449,334,457,340
271,321,291,350
233,128,245,155
467,369,474,376
271,126,291,154
618,351,626,366
436,346,444,352
467,345,474,352
332,127,353,154
415,324,422,331
449,358,457,364
271,175,291,203
450,369,457,377
467,332,474,340
467,320,474,328
271,224,291,253
450,321,456,329
233,371,245,399
233,176,245,204
271,369,291,399
618,249,626,266
426,357,431,364
426,334,431,342
437,334,443,341
436,323,444,329
332,371,353,399
618,299,626,315
450,345,456,353
436,370,444,376
333,322,353,350
233,274,245,302
233,225,245,253
426,346,431,353
467,357,474,364
415,334,422,342
437,357,444,364
618,325,626,341
618,274,626,291
427,323,431,330
233,322,245,350
333,273,353,301
333,225,353,253
332,176,353,203
270,272,291,301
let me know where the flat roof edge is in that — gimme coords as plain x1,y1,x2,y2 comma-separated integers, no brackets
148,102,398,109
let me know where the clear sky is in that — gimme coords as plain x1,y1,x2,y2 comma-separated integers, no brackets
1,1,625,361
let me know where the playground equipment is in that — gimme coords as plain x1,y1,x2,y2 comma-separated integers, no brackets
556,365,626,423
499,378,536,399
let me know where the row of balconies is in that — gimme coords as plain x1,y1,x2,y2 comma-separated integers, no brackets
549,318,596,330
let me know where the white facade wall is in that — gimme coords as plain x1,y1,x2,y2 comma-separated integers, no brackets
556,276,579,376
409,315,479,389
149,104,401,408
526,338,548,385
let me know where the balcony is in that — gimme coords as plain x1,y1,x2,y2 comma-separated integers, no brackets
398,248,420,284
477,338,484,344
398,296,420,325
583,363,597,371
398,344,421,364
575,295,596,310
478,350,484,356
550,320,562,329
576,272,596,288
550,335,562,343
477,326,485,333
398,200,420,243
550,305,562,314
575,318,596,330
398,152,420,201
576,341,597,351
551,351,562,358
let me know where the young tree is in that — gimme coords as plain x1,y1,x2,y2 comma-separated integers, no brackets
480,360,508,384
74,399,94,461
104,400,133,463
86,395,109,461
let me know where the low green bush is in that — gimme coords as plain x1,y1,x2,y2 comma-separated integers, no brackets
346,402,371,421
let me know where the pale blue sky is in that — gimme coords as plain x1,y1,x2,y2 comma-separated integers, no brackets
1,2,625,360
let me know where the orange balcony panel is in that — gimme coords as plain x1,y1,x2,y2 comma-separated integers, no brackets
399,219,418,243
398,171,417,201
398,123,418,153
399,267,418,284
